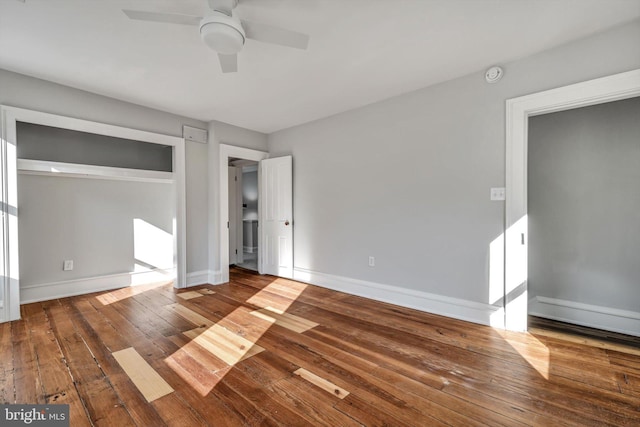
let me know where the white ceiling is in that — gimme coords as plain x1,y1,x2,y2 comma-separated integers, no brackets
1,0,639,133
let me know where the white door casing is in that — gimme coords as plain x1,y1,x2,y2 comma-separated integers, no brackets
218,144,268,283
260,156,293,278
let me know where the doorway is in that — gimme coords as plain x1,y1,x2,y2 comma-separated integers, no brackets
526,97,640,336
218,145,293,283
504,69,640,333
229,159,259,272
218,144,268,283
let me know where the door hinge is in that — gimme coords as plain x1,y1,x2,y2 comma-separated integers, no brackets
521,233,525,245
227,221,229,228
235,249,238,254
235,176,237,181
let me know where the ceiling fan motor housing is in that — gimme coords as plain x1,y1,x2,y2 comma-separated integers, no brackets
199,13,245,54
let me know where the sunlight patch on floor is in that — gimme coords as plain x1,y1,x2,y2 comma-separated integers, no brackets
250,306,318,333
496,329,550,379
183,322,265,365
176,290,205,300
247,279,309,312
96,279,172,305
165,278,313,395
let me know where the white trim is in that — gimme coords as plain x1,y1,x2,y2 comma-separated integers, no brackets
243,246,258,253
293,267,503,327
174,132,187,289
20,268,175,304
0,106,188,322
187,270,222,286
505,69,640,332
529,296,640,337
209,270,223,285
0,107,21,321
218,144,268,283
6,106,182,146
186,270,216,286
17,159,174,183
535,296,640,320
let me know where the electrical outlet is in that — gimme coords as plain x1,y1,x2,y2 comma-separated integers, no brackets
368,256,375,267
490,187,506,201
63,260,74,271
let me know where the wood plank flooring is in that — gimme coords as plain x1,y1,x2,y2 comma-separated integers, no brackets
1,268,639,426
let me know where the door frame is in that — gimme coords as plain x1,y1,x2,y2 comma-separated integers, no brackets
504,69,640,331
218,144,268,283
0,106,187,322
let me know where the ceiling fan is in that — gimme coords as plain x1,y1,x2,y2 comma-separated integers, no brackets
123,0,310,73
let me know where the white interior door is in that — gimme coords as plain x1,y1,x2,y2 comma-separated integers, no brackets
260,156,293,278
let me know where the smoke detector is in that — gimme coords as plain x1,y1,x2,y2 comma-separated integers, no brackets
485,66,504,84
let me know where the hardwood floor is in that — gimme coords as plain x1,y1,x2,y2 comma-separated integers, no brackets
1,268,639,426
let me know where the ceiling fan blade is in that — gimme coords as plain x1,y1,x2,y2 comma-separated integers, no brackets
241,20,309,50
218,53,238,73
122,10,202,26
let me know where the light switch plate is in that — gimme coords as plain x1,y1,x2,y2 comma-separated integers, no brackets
491,187,506,201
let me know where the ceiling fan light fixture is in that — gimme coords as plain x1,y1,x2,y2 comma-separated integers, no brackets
199,14,245,55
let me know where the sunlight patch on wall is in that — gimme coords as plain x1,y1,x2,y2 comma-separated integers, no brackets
489,306,505,328
134,218,173,270
505,215,529,331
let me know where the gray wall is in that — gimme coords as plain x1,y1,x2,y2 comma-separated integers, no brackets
18,175,174,285
268,20,640,306
212,120,268,151
528,97,640,312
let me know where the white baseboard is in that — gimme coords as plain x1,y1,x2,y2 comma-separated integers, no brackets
529,296,640,337
186,270,210,286
20,268,176,304
186,270,223,286
209,270,223,285
293,267,503,327
243,246,258,254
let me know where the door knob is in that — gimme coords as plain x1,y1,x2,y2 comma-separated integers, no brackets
284,220,290,226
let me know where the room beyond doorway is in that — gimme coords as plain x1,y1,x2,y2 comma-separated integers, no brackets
228,158,259,272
